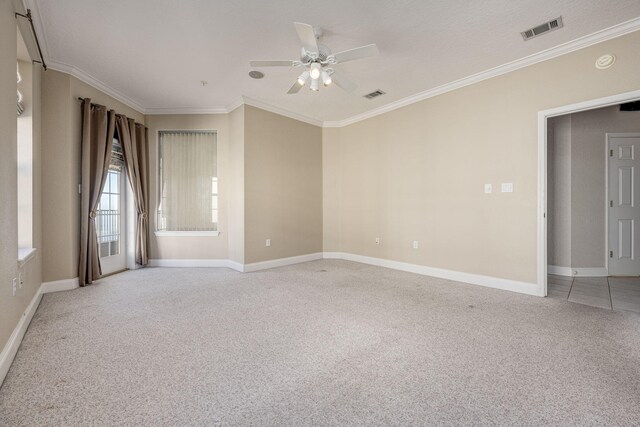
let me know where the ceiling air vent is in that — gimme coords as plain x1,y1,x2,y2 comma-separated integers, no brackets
364,89,386,100
521,17,563,41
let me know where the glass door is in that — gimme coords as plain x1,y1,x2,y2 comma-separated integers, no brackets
96,139,126,275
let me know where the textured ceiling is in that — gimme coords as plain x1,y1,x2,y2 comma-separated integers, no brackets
27,0,640,121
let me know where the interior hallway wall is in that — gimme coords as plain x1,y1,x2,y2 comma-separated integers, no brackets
547,115,572,268
548,105,640,270
571,105,640,268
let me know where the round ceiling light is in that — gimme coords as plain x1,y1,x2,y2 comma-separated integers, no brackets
249,70,265,79
595,54,616,70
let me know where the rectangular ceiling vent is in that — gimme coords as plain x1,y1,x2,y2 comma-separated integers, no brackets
521,17,563,41
364,89,386,100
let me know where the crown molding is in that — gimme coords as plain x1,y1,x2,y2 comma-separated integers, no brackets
226,98,245,114
47,60,147,114
144,107,228,115
242,96,324,127
322,17,640,128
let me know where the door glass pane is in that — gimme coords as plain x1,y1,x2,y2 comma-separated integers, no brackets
97,167,121,258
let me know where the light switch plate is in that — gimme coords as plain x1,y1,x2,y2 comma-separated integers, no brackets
484,184,492,194
501,183,514,193
265,239,271,247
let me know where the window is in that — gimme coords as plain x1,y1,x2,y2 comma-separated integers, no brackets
157,131,218,234
17,60,33,256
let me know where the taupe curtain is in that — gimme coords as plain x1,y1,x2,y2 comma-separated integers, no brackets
116,116,149,266
79,99,115,286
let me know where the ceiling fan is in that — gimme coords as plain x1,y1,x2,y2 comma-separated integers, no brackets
249,22,378,94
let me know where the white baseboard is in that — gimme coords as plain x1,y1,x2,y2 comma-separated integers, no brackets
40,277,79,293
1,277,80,385
243,252,324,272
325,252,540,296
148,254,324,272
0,286,43,387
548,265,609,277
574,267,609,277
548,265,573,277
145,252,540,296
148,259,231,268
226,261,244,272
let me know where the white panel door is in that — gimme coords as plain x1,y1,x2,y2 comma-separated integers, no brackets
608,134,640,276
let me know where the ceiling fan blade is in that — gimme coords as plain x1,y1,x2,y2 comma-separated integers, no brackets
249,60,296,67
331,71,357,92
294,22,319,53
287,80,304,94
333,44,379,63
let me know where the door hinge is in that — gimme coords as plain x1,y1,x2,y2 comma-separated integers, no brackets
610,149,614,157
610,250,613,258
610,200,613,207
78,184,82,194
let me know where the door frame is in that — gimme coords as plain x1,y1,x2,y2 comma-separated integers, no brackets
537,89,640,297
606,132,640,276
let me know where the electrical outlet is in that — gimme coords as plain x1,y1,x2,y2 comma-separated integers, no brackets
412,240,419,249
501,183,514,193
375,237,380,245
266,239,271,247
12,278,17,296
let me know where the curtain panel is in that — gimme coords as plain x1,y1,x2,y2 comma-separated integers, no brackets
116,116,150,266
78,99,115,286
79,98,149,286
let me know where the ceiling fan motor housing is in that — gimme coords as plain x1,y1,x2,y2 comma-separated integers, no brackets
301,44,332,63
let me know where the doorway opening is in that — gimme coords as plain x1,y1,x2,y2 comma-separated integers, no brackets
539,91,640,312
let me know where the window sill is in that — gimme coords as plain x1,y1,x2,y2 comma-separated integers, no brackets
18,247,37,267
154,231,220,237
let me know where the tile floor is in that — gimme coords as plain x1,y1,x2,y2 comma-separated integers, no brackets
548,275,640,313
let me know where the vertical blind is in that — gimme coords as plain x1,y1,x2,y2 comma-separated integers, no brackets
158,131,217,232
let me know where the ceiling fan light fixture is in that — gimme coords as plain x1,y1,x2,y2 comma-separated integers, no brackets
297,71,310,85
310,78,319,91
310,63,322,79
321,70,332,86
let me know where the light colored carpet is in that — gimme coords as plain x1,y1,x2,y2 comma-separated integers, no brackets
1,260,639,426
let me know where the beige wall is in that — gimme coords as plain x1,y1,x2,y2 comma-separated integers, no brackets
323,31,640,284
548,105,640,269
41,70,72,282
322,126,342,253
0,2,43,363
244,105,323,263
145,105,323,264
146,114,229,260
547,115,572,267
41,71,145,282
228,106,245,264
